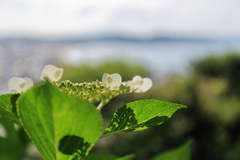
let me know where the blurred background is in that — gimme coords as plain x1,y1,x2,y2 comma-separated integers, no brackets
0,0,240,159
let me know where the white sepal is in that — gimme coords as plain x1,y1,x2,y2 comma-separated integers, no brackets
8,77,33,93
41,65,63,83
132,75,152,93
126,81,136,92
102,73,122,90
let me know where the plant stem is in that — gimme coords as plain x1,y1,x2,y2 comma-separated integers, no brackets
97,100,105,110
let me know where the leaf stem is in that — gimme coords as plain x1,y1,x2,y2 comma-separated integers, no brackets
97,100,105,110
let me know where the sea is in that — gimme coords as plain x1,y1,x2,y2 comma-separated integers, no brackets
0,37,240,93
59,39,240,78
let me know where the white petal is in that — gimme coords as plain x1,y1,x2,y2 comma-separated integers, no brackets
22,78,34,92
41,64,63,82
102,73,122,90
132,75,143,86
108,73,122,90
102,73,110,87
139,78,153,93
127,81,135,91
133,76,153,93
41,65,54,81
122,82,127,85
8,77,25,93
54,68,64,82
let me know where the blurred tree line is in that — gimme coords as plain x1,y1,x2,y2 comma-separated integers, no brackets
1,52,240,160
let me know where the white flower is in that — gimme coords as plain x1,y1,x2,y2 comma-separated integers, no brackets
41,65,63,83
8,77,33,93
131,75,152,93
102,73,122,90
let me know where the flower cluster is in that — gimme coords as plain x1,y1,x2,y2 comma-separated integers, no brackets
8,64,152,110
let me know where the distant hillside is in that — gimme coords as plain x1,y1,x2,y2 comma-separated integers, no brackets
0,34,235,44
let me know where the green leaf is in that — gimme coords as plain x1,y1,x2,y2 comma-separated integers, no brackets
116,154,135,160
84,154,134,160
103,100,186,137
17,83,103,160
0,93,21,125
84,154,117,160
151,140,192,160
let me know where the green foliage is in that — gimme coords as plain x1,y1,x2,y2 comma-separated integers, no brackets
0,60,187,159
61,60,148,82
17,82,103,160
0,82,185,159
0,84,184,159
193,53,240,95
0,93,21,125
103,100,186,137
151,140,192,160
0,117,23,160
154,52,240,160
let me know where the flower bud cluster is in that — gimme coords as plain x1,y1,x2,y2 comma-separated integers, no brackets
56,80,131,104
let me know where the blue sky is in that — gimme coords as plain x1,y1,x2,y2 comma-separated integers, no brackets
0,0,240,37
